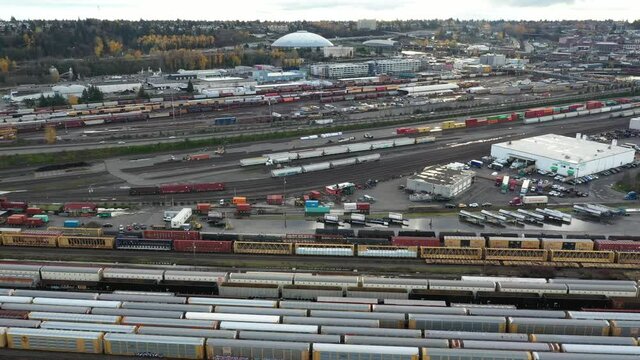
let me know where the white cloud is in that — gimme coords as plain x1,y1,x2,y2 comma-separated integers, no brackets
0,0,636,21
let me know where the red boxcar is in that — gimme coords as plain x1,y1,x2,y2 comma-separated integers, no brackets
568,104,583,111
465,119,478,127
142,230,201,241
586,100,604,110
0,310,29,319
159,184,192,194
173,240,233,253
1,201,28,211
191,183,225,192
594,240,640,252
391,236,440,247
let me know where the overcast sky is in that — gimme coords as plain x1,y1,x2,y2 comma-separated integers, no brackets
0,0,637,21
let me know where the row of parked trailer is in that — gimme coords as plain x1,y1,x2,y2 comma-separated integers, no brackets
240,136,435,167
0,287,640,359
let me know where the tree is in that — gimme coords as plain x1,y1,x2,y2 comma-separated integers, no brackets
136,86,149,99
0,57,10,73
107,40,123,55
186,79,194,93
81,85,104,103
94,37,104,57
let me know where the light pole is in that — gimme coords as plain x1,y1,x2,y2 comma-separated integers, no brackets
283,178,287,229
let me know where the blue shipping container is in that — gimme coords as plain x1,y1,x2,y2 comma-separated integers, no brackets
305,200,319,208
63,220,80,228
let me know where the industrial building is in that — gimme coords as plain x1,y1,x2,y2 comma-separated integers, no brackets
406,165,475,199
490,134,636,177
480,53,507,67
310,63,370,79
252,70,306,84
371,59,421,74
272,31,334,48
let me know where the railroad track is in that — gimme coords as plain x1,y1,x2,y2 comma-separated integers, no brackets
4,113,632,203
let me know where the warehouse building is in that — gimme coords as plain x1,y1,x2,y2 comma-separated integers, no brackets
406,165,475,198
491,134,636,177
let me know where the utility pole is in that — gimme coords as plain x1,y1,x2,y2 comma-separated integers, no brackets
283,178,287,229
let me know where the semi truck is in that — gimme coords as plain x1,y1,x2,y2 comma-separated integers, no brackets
501,176,509,194
509,195,549,206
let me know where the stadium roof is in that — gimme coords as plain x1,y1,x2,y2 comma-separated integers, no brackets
272,31,334,48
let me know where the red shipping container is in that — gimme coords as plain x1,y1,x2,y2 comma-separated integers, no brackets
7,214,27,225
267,195,284,205
594,240,640,252
196,203,211,213
356,203,370,210
465,119,478,127
476,120,488,126
524,110,538,119
24,218,44,227
26,208,43,215
308,191,322,200
568,104,583,111
392,236,440,247
159,184,192,194
142,230,201,240
173,240,233,253
236,204,251,211
542,108,554,116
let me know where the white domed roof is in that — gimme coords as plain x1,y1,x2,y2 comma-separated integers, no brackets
272,30,334,48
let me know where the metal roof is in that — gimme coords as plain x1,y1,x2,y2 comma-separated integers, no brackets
272,31,334,48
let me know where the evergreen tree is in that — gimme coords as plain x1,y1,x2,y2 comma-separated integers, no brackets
186,79,194,93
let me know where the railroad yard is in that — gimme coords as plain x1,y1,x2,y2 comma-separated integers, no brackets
2,22,640,359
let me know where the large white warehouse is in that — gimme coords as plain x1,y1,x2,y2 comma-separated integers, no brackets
490,134,636,176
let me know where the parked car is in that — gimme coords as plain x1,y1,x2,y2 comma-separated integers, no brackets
468,203,479,208
102,223,113,228
481,202,493,208
445,203,456,209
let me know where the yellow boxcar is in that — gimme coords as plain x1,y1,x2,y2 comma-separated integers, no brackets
58,236,115,249
443,236,486,248
488,237,540,249
233,241,293,255
2,234,58,247
541,238,594,251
